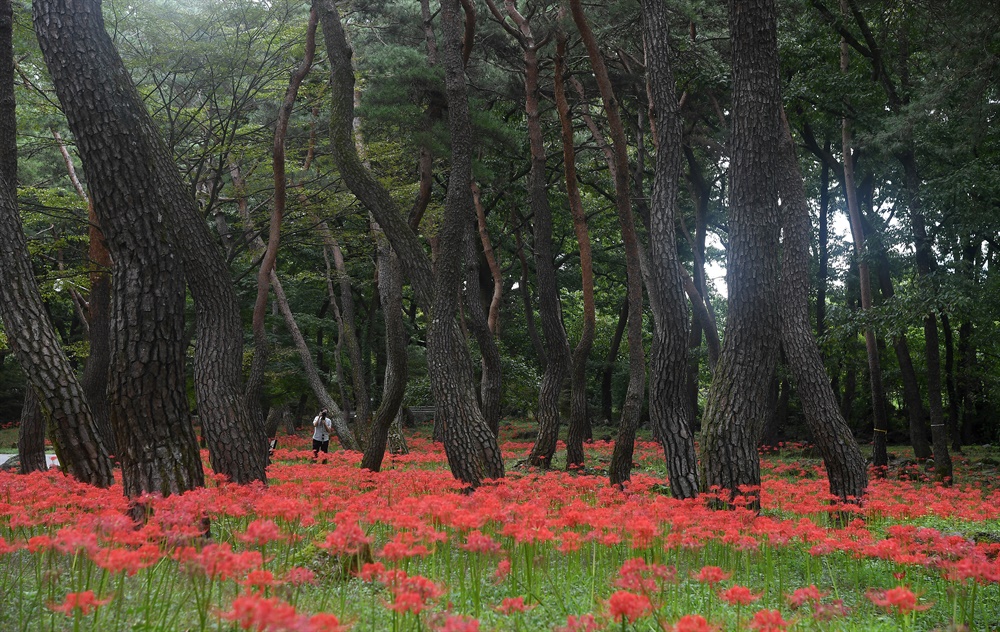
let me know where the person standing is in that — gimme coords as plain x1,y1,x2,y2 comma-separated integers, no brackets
312,409,333,463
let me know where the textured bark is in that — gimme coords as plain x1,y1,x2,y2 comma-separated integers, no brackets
554,32,594,470
17,388,48,474
332,241,372,441
642,0,699,499
1,1,113,487
248,8,318,428
570,0,645,487
776,117,868,502
817,144,830,339
34,0,263,488
491,0,571,468
361,233,409,471
317,0,503,486
700,0,783,506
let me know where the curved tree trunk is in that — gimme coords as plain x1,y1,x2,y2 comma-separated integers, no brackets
463,214,502,437
491,1,571,468
247,8,318,431
776,115,868,503
554,31,594,471
332,240,372,444
642,0,700,499
318,0,503,486
17,388,48,474
34,0,264,489
700,0,783,507
361,232,409,471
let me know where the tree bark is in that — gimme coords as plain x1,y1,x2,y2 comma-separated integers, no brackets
1,0,113,487
554,31,594,471
641,0,699,499
601,297,629,426
463,215,502,437
700,0,783,506
17,388,48,474
332,240,372,442
34,0,264,489
490,0,571,468
361,231,409,471
777,115,868,502
317,0,503,486
570,0,646,487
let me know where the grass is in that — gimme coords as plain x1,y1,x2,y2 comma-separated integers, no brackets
0,420,998,631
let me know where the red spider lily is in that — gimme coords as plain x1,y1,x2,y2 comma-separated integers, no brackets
747,609,791,631
607,590,652,623
238,519,286,546
174,543,263,581
460,530,501,555
381,530,431,561
244,569,279,590
812,599,850,621
615,558,677,593
282,567,317,586
90,543,161,576
671,614,718,632
0,537,19,555
494,558,511,582
49,591,111,616
554,613,600,632
866,586,932,615
694,565,731,586
785,585,827,609
436,614,480,631
220,592,345,631
718,585,762,606
317,519,370,556
495,596,534,615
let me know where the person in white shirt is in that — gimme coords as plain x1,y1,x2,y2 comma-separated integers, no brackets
312,409,333,462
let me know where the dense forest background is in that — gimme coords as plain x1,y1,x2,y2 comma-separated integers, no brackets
1,0,998,489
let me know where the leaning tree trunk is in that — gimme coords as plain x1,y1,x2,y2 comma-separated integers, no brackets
361,232,409,471
776,115,867,503
570,0,646,487
642,0,700,499
317,0,503,486
700,0,783,507
34,0,265,488
553,31,595,471
0,1,113,487
17,388,48,474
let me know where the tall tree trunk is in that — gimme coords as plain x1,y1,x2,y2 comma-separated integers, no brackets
17,388,48,474
941,313,961,453
1,0,113,487
514,226,546,368
317,0,503,486
601,297,629,426
247,7,318,429
321,241,354,423
700,0,783,506
472,183,502,335
554,30,594,470
817,141,830,338
34,0,263,489
838,16,889,473
490,0,571,467
900,152,952,482
641,0,699,499
361,231,409,471
51,130,115,455
332,241,372,443
776,115,867,502
570,0,646,487
463,214,502,437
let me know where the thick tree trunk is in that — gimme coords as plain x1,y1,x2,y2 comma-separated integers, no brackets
641,0,700,499
34,0,263,489
317,0,503,486
700,0,783,506
570,0,646,487
1,1,113,487
361,232,409,471
777,116,868,502
554,32,595,471
17,388,48,474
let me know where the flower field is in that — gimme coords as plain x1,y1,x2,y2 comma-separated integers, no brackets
1,427,998,631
